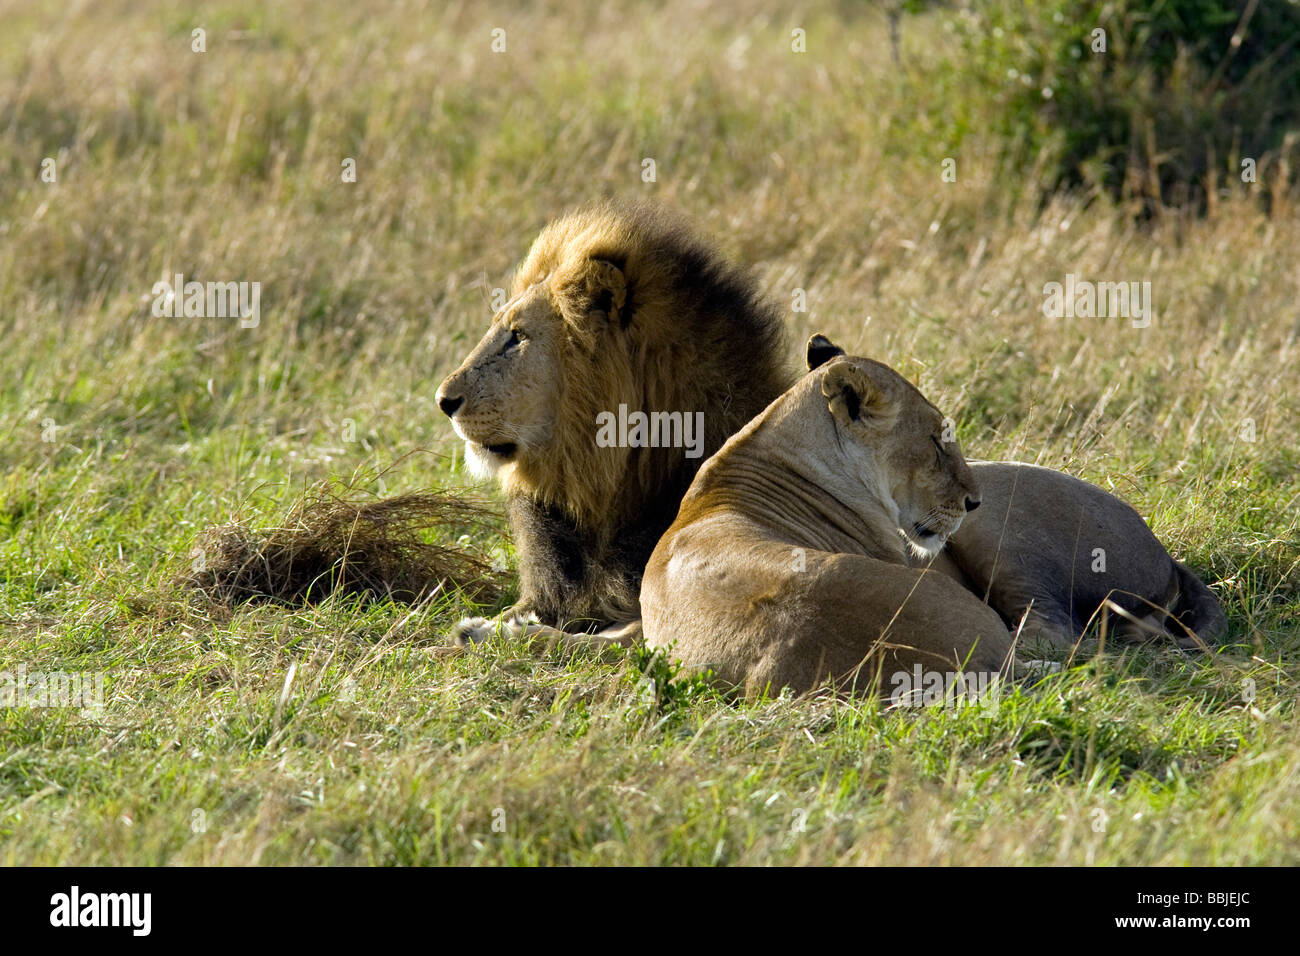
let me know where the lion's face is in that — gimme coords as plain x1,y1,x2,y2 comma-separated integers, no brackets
436,282,567,478
437,253,634,504
810,335,980,558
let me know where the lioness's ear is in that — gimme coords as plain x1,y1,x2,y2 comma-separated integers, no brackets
806,333,846,370
566,257,628,326
821,361,895,427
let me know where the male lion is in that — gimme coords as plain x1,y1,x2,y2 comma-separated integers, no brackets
640,346,1014,697
436,200,788,642
806,335,1228,650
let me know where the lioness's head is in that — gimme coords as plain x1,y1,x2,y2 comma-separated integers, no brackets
806,334,980,557
436,256,628,483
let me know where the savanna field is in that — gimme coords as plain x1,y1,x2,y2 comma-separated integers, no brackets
2,0,1299,865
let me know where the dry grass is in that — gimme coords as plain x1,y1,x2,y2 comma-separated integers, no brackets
184,484,507,606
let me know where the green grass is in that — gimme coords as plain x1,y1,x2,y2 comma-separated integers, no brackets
1,0,1297,865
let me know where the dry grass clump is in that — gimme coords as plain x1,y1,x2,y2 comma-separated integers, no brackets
184,486,508,607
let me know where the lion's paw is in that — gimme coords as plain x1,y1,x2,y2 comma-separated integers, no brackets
448,612,546,646
450,616,497,646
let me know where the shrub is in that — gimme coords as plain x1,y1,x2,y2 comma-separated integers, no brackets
946,0,1300,212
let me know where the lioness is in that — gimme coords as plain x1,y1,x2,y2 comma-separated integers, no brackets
639,347,1014,697
805,335,1228,649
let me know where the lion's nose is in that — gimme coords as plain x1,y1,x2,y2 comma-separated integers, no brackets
438,394,464,417
964,496,980,513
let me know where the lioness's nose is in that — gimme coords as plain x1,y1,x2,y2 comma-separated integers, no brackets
964,496,980,513
438,393,464,417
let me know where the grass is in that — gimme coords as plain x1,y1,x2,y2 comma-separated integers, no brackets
1,0,1297,865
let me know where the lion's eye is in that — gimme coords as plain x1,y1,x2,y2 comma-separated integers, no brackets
503,328,523,352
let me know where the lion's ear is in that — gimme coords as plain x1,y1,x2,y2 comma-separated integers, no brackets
567,258,628,326
806,333,846,370
821,361,896,428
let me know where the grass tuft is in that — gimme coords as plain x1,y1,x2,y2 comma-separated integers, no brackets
184,481,508,607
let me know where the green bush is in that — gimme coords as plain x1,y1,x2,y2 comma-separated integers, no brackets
947,0,1300,211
